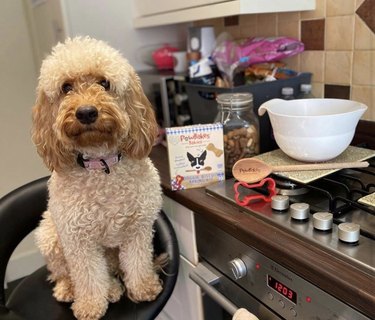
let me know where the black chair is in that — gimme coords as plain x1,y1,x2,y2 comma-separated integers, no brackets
0,176,179,320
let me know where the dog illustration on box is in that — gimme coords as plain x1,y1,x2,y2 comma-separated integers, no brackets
187,150,210,174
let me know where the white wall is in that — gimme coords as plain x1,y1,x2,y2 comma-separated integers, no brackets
3,0,187,283
0,0,49,198
62,0,188,71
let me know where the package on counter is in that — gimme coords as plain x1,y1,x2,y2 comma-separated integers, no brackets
166,123,225,190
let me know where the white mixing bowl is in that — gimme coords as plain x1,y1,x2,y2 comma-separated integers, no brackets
258,98,367,162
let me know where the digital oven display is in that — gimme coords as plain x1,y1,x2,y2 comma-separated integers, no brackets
267,275,297,304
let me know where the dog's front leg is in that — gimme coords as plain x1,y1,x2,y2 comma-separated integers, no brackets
119,225,163,302
62,240,110,320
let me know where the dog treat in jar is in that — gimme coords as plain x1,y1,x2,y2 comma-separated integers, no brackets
215,93,260,177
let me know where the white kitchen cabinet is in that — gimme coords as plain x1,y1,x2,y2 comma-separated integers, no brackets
158,196,203,320
133,0,316,28
156,256,204,320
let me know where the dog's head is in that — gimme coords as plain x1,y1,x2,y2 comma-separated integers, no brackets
32,37,158,172
187,150,207,171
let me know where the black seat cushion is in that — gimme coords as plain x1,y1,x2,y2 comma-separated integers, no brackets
6,266,168,320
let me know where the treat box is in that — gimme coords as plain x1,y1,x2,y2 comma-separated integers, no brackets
166,123,225,190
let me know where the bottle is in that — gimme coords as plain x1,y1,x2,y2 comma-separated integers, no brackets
215,93,260,177
297,84,314,99
281,87,295,100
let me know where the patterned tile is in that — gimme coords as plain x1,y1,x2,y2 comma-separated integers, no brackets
224,15,239,27
301,19,325,50
324,84,350,99
356,0,375,33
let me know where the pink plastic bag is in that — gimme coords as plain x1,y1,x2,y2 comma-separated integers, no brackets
212,36,304,85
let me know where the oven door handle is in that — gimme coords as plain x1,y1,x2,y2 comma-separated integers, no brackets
189,263,259,320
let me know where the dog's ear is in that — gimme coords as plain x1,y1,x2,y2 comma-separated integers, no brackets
199,150,207,161
31,90,73,172
121,72,158,159
187,152,195,162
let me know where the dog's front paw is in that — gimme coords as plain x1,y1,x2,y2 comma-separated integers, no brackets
126,274,163,302
72,297,108,320
107,277,125,303
53,278,74,302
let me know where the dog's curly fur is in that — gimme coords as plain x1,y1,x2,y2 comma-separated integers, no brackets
32,37,163,320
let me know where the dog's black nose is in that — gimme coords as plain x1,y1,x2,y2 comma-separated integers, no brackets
75,105,98,124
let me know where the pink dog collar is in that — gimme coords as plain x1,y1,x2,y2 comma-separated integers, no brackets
77,153,121,174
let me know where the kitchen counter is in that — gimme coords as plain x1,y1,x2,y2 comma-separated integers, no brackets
150,144,374,318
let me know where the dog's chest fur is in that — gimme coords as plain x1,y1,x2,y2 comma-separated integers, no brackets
47,157,162,246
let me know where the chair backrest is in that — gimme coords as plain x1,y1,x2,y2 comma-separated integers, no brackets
0,177,179,319
0,176,49,306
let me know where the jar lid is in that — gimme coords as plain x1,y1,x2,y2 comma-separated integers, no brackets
216,93,253,108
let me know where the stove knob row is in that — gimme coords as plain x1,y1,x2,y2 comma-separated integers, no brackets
270,196,361,244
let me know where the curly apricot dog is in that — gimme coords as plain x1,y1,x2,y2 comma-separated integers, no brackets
32,37,163,320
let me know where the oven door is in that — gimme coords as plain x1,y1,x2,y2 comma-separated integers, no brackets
190,262,282,320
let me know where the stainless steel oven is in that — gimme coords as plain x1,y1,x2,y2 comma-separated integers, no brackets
192,214,371,320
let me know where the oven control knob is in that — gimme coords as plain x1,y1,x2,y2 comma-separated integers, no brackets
313,212,333,231
271,195,289,211
338,223,360,243
228,258,247,280
290,203,310,220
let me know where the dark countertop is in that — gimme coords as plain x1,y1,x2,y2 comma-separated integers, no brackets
150,144,375,318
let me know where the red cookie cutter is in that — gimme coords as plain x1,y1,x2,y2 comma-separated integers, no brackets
234,177,276,206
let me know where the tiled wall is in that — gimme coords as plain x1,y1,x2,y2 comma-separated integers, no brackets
194,0,374,120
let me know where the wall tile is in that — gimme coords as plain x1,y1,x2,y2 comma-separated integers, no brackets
277,17,300,39
255,13,277,37
326,0,356,16
324,84,351,99
311,82,325,97
325,51,352,84
301,0,326,19
239,14,257,27
239,15,257,39
354,16,375,49
325,16,354,50
351,85,375,119
356,0,375,33
300,51,325,82
282,54,301,72
356,0,366,9
224,15,239,27
352,50,375,85
301,19,325,50
277,12,300,22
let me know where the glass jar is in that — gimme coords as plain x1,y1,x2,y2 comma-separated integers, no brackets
215,93,260,177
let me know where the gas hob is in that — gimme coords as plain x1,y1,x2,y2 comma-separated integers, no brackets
205,157,375,275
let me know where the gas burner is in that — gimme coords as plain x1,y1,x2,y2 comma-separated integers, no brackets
274,178,309,196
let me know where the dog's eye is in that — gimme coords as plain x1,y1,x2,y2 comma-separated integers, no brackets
62,83,73,94
99,79,110,91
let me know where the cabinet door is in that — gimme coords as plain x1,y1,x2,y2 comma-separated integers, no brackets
135,0,229,17
156,256,204,320
162,196,199,265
